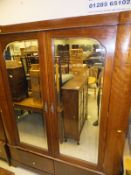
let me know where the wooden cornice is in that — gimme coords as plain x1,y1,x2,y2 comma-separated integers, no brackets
0,11,131,34
119,11,131,24
0,13,119,34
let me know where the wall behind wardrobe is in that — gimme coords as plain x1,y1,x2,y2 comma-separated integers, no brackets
0,0,89,25
0,0,131,25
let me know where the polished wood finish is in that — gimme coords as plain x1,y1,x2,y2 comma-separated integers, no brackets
11,160,52,175
119,11,131,24
0,12,131,35
0,106,10,162
103,23,131,175
114,25,131,65
0,66,18,144
1,13,119,34
54,160,104,175
10,147,54,174
0,113,8,161
62,75,88,144
0,113,6,142
38,32,56,156
0,11,130,175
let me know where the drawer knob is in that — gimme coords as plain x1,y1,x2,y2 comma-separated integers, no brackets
32,161,36,166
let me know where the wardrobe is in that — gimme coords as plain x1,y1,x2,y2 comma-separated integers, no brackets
0,12,131,175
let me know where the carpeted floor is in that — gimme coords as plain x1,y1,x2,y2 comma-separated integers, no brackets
0,167,15,175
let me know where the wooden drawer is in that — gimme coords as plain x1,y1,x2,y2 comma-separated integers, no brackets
54,160,101,175
0,142,8,161
10,148,54,174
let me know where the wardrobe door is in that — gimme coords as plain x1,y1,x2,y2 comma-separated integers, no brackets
0,33,51,155
46,26,117,170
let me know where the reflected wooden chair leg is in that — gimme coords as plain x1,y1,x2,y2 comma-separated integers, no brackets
93,87,100,126
94,87,96,98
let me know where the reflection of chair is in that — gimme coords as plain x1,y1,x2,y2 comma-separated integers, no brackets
93,68,103,126
88,67,98,97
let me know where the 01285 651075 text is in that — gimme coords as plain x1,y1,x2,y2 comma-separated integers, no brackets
88,0,131,9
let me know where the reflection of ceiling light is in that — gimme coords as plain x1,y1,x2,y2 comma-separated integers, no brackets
96,48,105,53
96,49,101,52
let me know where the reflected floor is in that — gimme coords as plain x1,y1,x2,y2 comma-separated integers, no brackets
16,91,99,164
17,112,48,149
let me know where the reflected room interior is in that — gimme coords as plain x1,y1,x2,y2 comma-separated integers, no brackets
53,38,105,163
4,40,48,150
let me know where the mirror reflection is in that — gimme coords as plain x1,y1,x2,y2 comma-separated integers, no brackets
53,38,105,163
4,40,48,149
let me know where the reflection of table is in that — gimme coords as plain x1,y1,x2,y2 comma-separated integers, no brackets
13,97,43,112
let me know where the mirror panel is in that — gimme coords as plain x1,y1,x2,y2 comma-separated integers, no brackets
52,38,105,163
4,40,48,149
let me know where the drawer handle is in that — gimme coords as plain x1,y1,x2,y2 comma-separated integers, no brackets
32,161,36,166
73,115,76,119
9,74,13,78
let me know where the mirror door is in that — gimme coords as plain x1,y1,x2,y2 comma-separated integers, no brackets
47,27,117,168
0,33,51,154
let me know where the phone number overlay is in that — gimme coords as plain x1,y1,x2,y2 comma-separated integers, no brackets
89,0,131,8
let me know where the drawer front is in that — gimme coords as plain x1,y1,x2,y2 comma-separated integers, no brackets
0,142,8,161
10,148,54,174
54,160,101,175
